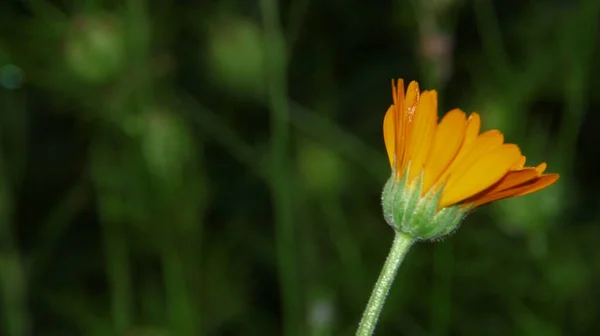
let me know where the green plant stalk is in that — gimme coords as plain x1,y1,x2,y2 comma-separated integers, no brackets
101,217,133,333
472,0,512,81
430,241,453,336
161,237,196,336
558,0,600,169
30,181,87,278
0,160,29,336
321,198,365,291
260,0,303,334
356,232,414,336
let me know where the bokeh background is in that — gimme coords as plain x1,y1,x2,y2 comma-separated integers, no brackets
0,0,599,335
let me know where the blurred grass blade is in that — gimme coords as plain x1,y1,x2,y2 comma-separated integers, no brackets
260,0,304,333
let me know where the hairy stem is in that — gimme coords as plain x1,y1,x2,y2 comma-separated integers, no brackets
356,232,414,336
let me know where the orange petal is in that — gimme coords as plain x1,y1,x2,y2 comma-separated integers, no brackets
383,105,396,168
404,81,420,122
407,90,438,181
392,79,405,173
488,168,539,193
471,173,559,207
423,108,467,192
440,144,522,207
513,174,559,197
469,168,539,206
400,81,420,170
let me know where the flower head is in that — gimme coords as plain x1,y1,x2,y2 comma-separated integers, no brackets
381,78,559,240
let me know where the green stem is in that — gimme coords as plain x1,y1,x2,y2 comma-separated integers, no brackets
322,198,365,291
472,0,512,81
101,218,133,333
430,241,453,336
356,232,414,336
162,237,195,336
90,137,133,333
260,0,303,334
0,157,29,336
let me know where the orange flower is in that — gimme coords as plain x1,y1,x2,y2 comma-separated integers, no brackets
381,79,559,240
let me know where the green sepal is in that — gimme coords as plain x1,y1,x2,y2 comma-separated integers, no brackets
381,170,470,241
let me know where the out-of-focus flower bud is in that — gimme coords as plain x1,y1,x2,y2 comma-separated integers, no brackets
65,14,125,84
297,139,346,198
139,107,193,184
206,16,265,98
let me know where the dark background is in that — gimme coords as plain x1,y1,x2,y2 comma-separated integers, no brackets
0,0,598,335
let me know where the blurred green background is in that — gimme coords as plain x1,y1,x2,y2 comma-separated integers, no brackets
0,0,598,335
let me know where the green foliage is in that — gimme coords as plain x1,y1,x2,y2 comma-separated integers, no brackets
0,0,598,335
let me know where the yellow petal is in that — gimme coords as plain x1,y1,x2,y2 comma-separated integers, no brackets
535,162,547,174
383,105,396,168
464,113,481,144
423,108,467,192
440,144,522,207
437,129,504,191
407,90,438,181
511,156,526,170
